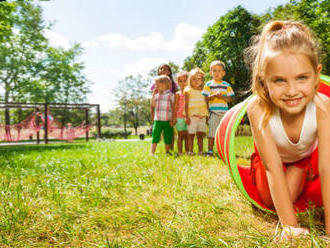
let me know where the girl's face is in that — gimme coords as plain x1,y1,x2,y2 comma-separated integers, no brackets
190,73,204,90
177,75,188,90
264,52,321,119
156,81,168,93
158,65,171,76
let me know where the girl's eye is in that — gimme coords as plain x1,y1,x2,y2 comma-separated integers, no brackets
298,75,308,80
274,78,284,83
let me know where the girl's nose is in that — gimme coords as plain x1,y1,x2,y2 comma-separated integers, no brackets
286,82,298,96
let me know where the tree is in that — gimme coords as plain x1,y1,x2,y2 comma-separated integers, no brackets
112,75,150,136
183,6,261,104
33,44,90,104
0,2,15,41
0,2,49,131
0,2,90,131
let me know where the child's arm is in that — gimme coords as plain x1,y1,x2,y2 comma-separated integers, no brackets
206,92,232,102
171,94,176,126
172,93,179,125
247,97,298,227
150,95,155,123
204,96,209,111
315,94,330,235
185,92,190,125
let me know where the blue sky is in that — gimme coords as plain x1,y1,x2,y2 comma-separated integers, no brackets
39,0,289,112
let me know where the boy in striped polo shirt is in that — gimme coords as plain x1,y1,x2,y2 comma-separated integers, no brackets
150,75,175,155
202,61,235,156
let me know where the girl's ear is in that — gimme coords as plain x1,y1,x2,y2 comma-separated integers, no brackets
315,64,322,89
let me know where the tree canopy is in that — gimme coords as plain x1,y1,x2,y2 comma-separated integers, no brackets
0,1,90,105
183,6,260,103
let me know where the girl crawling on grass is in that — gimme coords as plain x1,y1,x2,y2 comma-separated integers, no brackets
245,20,330,239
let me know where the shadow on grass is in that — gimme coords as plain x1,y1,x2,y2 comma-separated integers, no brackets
0,143,87,155
250,203,278,223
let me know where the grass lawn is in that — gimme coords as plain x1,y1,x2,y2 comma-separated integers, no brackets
0,138,328,247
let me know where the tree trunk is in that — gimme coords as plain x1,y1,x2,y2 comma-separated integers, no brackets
123,100,128,139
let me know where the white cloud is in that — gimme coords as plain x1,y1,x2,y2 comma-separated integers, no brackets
44,30,71,49
81,40,98,48
123,57,168,76
87,22,204,53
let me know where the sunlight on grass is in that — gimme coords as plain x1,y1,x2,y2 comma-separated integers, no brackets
0,140,328,247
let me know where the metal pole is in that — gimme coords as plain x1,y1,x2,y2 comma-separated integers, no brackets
97,105,101,139
85,108,89,142
44,103,48,144
36,109,40,144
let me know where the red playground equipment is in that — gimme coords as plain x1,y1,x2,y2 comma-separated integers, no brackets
0,102,101,143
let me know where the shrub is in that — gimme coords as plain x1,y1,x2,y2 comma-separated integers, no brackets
92,129,132,139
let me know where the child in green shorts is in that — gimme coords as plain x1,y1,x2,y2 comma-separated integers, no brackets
150,75,175,155
173,71,189,155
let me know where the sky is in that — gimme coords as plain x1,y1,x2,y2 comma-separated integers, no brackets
39,0,290,112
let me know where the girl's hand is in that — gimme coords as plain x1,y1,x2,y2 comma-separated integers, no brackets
185,117,191,125
277,226,309,240
171,119,176,126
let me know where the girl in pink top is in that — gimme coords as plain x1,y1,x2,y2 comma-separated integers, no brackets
174,71,189,155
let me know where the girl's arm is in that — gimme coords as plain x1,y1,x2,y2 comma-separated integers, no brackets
185,92,190,125
247,97,298,227
315,94,330,235
171,94,176,126
150,95,155,123
173,93,179,121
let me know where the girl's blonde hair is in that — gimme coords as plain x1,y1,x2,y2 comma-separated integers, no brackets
175,70,189,80
244,20,320,127
188,68,205,90
154,75,171,89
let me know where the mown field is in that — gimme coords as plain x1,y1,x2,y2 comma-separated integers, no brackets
0,138,328,247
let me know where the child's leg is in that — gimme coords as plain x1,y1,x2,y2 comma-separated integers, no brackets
151,143,157,154
196,117,206,155
197,132,205,154
252,150,310,208
187,117,197,155
208,137,214,152
285,166,306,203
170,134,175,151
151,121,162,154
177,131,183,154
253,157,274,208
208,113,222,154
163,121,173,154
188,134,195,154
182,131,188,153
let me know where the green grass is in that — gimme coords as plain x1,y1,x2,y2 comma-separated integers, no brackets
0,139,328,247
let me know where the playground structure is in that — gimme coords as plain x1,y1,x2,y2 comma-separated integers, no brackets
216,74,330,213
0,102,101,144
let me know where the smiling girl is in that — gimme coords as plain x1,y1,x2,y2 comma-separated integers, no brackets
245,20,330,239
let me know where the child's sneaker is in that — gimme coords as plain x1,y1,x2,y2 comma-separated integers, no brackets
207,150,213,157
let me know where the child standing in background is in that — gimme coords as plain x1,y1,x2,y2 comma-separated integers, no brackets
151,63,178,151
185,68,208,155
151,63,178,94
150,75,175,155
202,61,234,156
245,20,330,239
174,71,189,155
